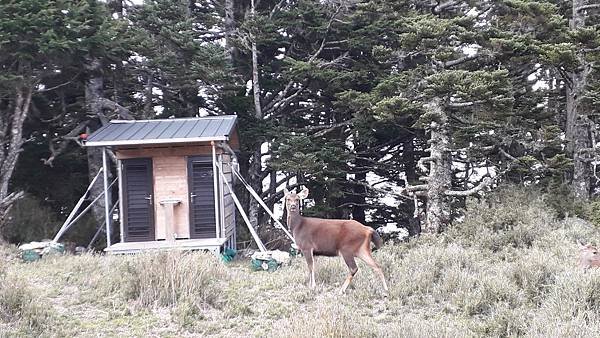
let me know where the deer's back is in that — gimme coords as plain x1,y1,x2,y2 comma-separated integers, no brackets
294,217,373,256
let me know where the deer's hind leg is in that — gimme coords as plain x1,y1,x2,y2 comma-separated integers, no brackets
340,253,358,294
357,247,388,293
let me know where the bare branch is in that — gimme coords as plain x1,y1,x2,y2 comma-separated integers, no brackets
418,156,435,172
98,98,135,120
36,72,82,93
577,4,600,12
440,54,480,68
42,121,89,167
406,184,429,192
445,177,492,196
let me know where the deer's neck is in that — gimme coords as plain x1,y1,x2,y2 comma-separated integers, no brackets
287,210,304,235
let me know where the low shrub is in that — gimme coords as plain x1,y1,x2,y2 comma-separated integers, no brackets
447,187,556,251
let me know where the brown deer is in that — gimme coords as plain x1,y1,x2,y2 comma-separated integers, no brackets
284,187,388,295
578,242,600,270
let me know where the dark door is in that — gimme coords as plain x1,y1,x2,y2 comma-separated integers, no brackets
188,157,217,239
122,158,155,242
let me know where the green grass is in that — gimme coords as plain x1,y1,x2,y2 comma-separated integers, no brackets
2,190,600,337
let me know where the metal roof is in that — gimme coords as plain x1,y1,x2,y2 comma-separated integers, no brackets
85,115,237,147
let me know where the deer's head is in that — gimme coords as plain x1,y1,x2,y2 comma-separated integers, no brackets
284,187,309,214
578,242,600,270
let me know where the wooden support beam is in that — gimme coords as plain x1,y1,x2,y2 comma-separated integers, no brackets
218,165,266,252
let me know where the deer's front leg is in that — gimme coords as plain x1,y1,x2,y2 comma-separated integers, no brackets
303,248,315,289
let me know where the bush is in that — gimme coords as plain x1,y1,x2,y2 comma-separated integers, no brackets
447,187,556,251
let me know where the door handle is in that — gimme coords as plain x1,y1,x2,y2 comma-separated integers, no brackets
190,193,197,203
145,195,153,205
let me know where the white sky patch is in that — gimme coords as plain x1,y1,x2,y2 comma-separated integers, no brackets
246,80,253,96
366,171,402,209
276,47,286,60
466,7,479,17
152,88,163,97
198,108,210,117
153,105,164,115
462,44,480,56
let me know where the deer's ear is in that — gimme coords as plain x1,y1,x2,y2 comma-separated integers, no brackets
283,187,290,196
298,187,309,199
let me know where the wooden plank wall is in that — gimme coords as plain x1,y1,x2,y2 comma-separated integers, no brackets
221,154,236,239
116,143,235,242
152,156,190,239
117,144,216,240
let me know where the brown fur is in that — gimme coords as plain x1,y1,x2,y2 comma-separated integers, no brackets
284,187,388,295
578,242,600,270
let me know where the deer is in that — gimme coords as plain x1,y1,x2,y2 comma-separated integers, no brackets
578,242,600,271
284,187,389,295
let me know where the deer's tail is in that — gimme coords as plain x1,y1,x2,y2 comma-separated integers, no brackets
371,230,383,251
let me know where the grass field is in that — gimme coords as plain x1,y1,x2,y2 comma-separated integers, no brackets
2,191,600,337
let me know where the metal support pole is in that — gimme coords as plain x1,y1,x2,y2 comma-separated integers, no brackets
103,148,112,247
117,159,125,243
52,169,103,243
211,141,221,238
218,154,226,237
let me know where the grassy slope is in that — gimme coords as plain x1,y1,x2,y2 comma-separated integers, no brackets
2,190,600,338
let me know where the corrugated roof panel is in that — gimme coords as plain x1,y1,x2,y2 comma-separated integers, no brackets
144,121,172,139
216,118,234,136
129,121,157,140
157,120,188,139
85,115,237,147
176,119,200,138
187,119,211,137
114,122,148,141
101,123,132,141
86,124,113,142
195,119,221,138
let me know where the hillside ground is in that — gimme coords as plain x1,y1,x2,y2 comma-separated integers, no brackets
2,189,600,337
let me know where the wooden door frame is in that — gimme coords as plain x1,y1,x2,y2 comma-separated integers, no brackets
122,157,155,242
187,155,217,239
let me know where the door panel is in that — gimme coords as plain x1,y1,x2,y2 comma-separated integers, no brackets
122,158,154,242
188,157,216,239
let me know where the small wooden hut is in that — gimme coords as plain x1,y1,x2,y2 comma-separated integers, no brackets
85,115,239,254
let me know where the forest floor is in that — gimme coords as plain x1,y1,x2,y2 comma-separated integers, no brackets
2,191,600,337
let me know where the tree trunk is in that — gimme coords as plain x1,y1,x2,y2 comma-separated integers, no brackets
573,117,592,198
247,0,264,234
402,135,421,236
248,147,262,231
85,58,112,227
425,101,452,233
0,84,32,228
224,0,236,65
567,0,592,199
